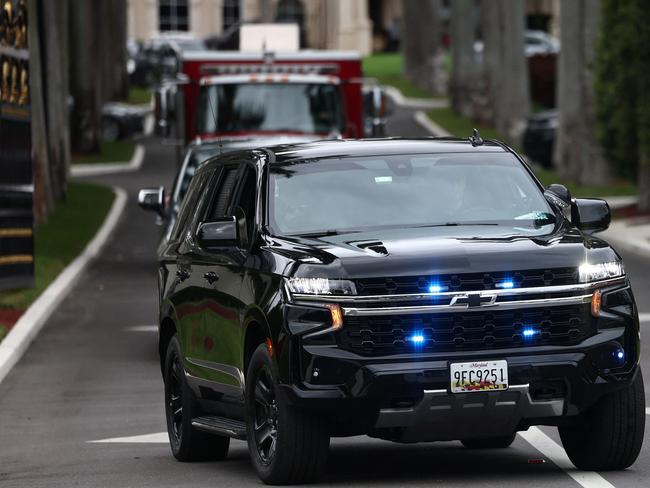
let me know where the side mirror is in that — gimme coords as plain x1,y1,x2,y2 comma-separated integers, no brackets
154,87,169,137
154,84,177,137
363,85,390,137
197,217,239,249
138,187,165,217
572,198,611,233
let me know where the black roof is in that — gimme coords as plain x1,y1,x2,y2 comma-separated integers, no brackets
264,138,507,164
196,137,510,176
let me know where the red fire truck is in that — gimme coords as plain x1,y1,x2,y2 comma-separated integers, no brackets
155,48,386,151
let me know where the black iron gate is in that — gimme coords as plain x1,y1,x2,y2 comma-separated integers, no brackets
0,0,33,290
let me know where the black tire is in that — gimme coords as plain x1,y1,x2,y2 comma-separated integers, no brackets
461,433,516,449
245,343,329,484
164,335,230,462
559,369,646,470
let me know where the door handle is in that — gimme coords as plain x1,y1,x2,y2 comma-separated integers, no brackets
203,271,219,284
176,268,190,281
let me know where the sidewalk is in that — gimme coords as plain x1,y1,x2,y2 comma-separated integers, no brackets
602,217,650,255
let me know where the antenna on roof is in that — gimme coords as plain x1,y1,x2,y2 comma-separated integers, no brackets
469,128,484,147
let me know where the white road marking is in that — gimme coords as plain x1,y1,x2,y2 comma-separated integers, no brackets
518,427,615,488
88,432,168,444
646,407,650,416
124,325,158,333
638,313,650,323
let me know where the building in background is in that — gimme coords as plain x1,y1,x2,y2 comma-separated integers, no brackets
127,0,559,55
127,0,372,54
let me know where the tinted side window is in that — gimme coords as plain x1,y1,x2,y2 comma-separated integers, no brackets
171,170,209,240
209,166,239,220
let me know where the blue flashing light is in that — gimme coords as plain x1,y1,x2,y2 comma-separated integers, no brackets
429,284,443,293
616,350,625,360
522,328,540,338
497,280,515,289
409,334,425,344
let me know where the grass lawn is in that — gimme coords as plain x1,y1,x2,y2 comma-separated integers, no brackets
72,139,135,165
427,107,636,198
0,182,115,335
127,86,152,105
364,53,438,99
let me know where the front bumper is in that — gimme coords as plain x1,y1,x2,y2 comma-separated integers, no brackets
279,324,639,441
279,278,639,441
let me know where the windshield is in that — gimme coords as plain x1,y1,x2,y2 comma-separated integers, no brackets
197,83,344,135
268,153,556,236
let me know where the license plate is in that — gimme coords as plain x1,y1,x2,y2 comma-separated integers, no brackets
450,360,508,393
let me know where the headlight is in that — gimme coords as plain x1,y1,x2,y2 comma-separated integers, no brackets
579,261,624,283
286,277,357,295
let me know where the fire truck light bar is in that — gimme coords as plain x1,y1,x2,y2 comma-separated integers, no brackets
200,63,339,75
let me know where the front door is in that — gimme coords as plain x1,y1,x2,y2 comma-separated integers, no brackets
184,162,248,406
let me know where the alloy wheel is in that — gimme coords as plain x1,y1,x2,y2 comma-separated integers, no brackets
167,354,184,443
253,366,278,465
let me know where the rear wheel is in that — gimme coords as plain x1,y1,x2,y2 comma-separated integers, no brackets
164,335,230,461
246,343,329,484
461,433,516,449
559,369,645,470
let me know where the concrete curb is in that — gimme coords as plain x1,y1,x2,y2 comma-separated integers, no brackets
413,110,451,137
384,86,449,109
0,186,128,385
70,144,145,177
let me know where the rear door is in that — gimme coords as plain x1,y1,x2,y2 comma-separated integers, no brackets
162,167,214,359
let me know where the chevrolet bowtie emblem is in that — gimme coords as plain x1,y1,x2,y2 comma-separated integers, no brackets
450,293,498,307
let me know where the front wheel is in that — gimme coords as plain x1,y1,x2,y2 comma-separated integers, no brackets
246,343,329,484
164,335,230,462
559,369,646,470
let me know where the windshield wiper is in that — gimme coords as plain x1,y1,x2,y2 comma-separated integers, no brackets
291,229,359,238
416,222,500,228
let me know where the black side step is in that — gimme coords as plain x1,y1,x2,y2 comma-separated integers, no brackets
192,416,247,440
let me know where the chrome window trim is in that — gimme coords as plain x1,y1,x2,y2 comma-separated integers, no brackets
290,276,625,305
342,294,593,317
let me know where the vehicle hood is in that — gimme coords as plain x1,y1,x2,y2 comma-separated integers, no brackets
266,223,620,280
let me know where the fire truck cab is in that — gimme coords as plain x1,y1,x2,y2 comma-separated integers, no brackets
155,48,386,151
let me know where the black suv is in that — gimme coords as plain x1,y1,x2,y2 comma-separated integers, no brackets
152,138,644,484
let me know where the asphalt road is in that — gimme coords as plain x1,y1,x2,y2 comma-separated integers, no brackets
2,113,650,488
